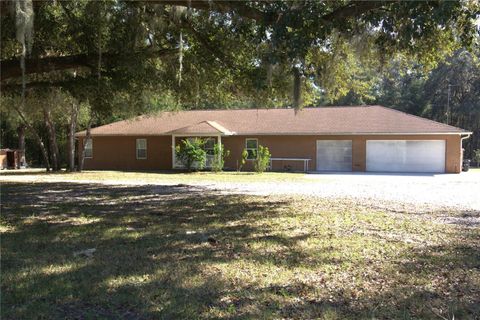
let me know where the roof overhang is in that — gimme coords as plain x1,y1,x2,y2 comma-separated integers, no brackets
75,131,470,137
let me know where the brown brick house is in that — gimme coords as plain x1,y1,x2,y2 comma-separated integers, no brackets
76,106,471,173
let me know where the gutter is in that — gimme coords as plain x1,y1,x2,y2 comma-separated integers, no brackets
75,132,472,137
461,133,471,141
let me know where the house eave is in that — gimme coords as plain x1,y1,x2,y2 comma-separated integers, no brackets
76,131,470,137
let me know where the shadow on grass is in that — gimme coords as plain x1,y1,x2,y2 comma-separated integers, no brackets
0,169,59,176
0,169,262,176
1,182,479,319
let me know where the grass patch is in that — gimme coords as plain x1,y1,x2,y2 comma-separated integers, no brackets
1,182,479,319
0,169,311,184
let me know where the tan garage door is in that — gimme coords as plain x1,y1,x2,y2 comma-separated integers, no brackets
316,140,352,171
366,140,446,173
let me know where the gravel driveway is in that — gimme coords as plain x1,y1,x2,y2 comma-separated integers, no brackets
205,171,480,212
2,170,479,212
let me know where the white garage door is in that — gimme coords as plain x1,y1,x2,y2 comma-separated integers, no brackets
316,140,352,171
366,140,446,173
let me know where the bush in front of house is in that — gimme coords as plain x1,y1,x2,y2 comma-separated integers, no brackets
238,149,249,172
211,143,230,172
254,145,271,173
175,138,207,171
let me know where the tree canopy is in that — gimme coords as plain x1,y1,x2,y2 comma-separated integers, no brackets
1,0,478,110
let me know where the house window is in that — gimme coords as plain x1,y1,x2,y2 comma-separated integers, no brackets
245,138,258,160
85,138,93,158
204,138,215,155
136,138,147,159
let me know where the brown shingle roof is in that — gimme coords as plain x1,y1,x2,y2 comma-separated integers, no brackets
76,105,469,136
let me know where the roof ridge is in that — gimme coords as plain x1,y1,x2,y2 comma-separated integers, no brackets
172,105,376,113
92,106,377,127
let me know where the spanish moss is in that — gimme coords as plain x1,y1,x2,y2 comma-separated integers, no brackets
178,31,184,86
13,0,34,101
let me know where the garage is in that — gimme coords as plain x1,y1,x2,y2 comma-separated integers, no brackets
316,140,352,171
366,140,446,173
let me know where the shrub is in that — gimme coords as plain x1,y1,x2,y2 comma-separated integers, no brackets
238,149,249,172
253,145,271,173
175,138,207,171
474,149,480,167
211,143,230,172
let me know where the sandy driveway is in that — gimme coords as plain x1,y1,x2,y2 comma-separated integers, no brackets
219,172,480,211
1,170,479,212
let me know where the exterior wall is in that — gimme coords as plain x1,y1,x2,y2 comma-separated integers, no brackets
222,135,316,172
446,135,462,173
79,136,172,170
222,134,462,173
79,134,463,173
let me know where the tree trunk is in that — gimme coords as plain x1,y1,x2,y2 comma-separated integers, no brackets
17,124,26,167
43,106,61,171
67,102,79,172
78,122,92,172
292,66,302,110
13,107,51,171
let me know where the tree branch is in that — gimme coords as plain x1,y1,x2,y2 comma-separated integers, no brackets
158,0,268,23
1,78,88,92
1,55,90,82
157,0,388,27
320,1,388,23
0,48,178,82
178,19,237,70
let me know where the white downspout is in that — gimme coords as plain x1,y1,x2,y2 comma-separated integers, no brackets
460,133,472,172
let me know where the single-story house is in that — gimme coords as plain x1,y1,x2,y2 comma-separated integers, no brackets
76,105,471,173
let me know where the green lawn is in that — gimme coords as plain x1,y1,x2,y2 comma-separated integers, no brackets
0,169,312,184
1,182,478,319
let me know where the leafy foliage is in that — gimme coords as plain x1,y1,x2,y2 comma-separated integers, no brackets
175,138,206,171
238,149,249,172
210,143,230,173
253,145,271,173
473,149,480,167
1,0,478,110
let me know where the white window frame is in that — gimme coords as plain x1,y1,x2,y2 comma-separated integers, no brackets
245,138,258,160
204,138,215,156
85,138,93,159
136,138,147,160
